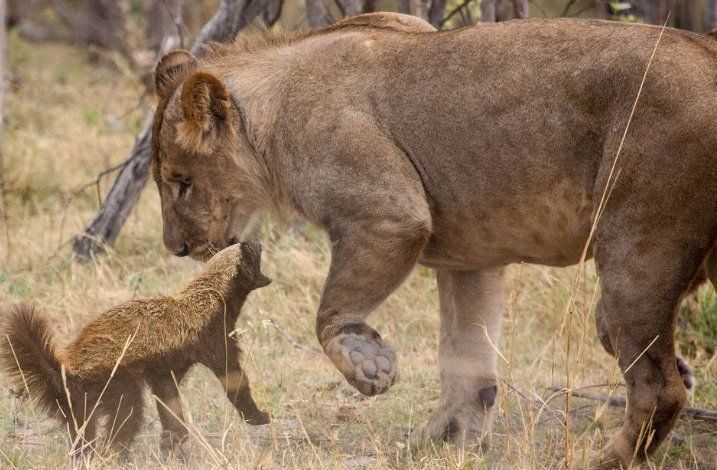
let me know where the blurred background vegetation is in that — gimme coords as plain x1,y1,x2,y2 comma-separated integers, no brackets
7,0,717,64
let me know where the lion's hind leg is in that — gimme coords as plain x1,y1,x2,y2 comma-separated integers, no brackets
592,227,713,468
596,303,696,395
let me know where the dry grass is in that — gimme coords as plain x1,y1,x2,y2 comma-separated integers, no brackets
1,35,715,469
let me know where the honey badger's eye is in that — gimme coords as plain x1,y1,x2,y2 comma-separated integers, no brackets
178,180,191,198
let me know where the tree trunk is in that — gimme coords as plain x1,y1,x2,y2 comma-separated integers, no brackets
336,0,365,17
664,0,675,26
147,0,168,49
397,0,410,14
641,0,662,24
306,0,330,27
262,0,284,26
428,0,446,28
481,0,496,21
240,0,274,28
512,0,527,18
73,0,256,258
409,0,431,20
10,0,131,57
0,0,5,142
194,0,249,46
147,0,184,50
0,0,7,263
710,0,717,29
680,0,694,30
52,0,131,56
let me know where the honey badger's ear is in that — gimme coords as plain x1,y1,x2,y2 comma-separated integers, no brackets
239,241,272,288
154,50,197,100
176,71,232,154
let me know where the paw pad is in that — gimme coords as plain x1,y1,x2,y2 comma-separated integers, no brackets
324,324,398,396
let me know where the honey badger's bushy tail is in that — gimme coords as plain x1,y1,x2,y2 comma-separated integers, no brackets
1,303,70,420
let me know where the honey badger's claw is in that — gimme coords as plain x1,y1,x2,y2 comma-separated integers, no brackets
324,324,398,396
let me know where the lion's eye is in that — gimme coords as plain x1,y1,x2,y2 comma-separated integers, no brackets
178,180,191,198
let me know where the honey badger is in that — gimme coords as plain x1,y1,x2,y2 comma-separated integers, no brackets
1,242,271,458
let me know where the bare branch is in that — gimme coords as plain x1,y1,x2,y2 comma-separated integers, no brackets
262,0,284,27
160,0,186,49
429,0,447,28
306,0,330,27
480,0,496,22
560,0,578,17
440,0,477,28
336,0,365,18
547,387,717,423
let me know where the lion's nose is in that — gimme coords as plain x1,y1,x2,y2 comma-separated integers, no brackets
175,243,190,257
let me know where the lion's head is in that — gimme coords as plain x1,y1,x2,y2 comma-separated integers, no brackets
151,50,263,261
151,16,437,261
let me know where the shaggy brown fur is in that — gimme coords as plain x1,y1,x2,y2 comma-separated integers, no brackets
1,242,271,458
150,13,716,468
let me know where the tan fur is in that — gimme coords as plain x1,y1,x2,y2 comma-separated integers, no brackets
154,50,198,100
1,243,271,458
151,14,717,468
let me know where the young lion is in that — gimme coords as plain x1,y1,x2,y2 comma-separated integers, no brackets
1,242,271,458
151,14,717,468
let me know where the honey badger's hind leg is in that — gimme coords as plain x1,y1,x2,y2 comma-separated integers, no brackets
69,404,99,462
147,367,190,457
101,376,144,459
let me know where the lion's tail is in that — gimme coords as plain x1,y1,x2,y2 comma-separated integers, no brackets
1,303,72,421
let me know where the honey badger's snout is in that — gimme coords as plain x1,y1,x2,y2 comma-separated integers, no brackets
239,241,272,288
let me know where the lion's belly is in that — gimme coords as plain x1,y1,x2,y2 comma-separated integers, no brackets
419,183,594,270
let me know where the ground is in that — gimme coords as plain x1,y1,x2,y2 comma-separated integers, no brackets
0,34,715,469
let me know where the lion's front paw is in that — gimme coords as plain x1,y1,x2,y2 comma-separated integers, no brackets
324,323,398,396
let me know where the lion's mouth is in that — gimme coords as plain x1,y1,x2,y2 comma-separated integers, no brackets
189,239,236,262
188,244,215,262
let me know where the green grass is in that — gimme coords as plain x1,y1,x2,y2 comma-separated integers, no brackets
0,36,715,469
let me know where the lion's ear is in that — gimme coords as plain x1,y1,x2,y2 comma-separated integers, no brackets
181,72,231,124
176,72,232,154
154,50,198,100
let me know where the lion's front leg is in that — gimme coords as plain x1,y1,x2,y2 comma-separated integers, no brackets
316,219,430,396
411,267,506,449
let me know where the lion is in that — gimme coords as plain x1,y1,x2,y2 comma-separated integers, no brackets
1,242,271,458
150,13,716,468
